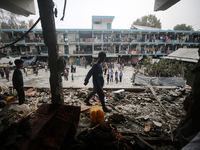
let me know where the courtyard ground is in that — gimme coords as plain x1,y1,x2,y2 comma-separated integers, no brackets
0,65,135,88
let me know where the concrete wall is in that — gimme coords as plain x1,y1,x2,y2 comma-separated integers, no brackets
69,44,76,54
59,44,65,54
93,19,112,29
57,32,64,42
29,45,35,52
68,33,79,42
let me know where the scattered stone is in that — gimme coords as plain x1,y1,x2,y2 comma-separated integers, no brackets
109,113,125,123
153,121,162,127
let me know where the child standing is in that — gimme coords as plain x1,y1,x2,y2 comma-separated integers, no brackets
12,59,25,105
71,74,74,82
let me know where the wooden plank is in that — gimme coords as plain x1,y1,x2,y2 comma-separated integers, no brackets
81,105,91,112
34,98,39,110
149,86,174,141
149,86,168,114
134,134,156,150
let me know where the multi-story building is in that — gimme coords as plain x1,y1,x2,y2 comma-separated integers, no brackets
0,16,199,65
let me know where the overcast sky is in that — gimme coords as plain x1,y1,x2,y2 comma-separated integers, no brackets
20,0,200,31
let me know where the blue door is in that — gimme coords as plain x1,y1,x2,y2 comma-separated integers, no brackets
107,23,111,29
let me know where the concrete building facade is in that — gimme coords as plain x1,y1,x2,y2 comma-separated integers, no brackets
0,16,200,65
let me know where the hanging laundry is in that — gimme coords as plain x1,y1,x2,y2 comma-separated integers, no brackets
28,32,35,41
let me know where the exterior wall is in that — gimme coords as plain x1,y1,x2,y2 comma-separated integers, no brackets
68,33,79,42
59,44,65,54
93,19,112,29
1,29,199,58
57,32,64,42
69,44,76,54
29,45,35,52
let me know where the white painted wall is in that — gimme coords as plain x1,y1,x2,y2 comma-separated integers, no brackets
93,19,112,29
29,45,35,52
57,32,64,42
59,44,64,54
68,33,79,42
69,44,76,54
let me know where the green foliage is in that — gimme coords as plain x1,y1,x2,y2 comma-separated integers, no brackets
0,9,31,29
173,24,194,31
131,14,161,29
143,58,195,78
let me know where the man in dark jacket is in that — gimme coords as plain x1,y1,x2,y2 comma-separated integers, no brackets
12,59,25,105
84,52,110,112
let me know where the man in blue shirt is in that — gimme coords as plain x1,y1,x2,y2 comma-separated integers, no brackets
84,52,110,112
119,70,123,82
110,70,114,82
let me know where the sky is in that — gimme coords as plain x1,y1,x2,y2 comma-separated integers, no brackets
19,0,200,31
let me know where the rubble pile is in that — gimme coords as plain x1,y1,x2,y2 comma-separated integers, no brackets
0,86,190,149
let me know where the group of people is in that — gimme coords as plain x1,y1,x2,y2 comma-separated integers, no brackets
106,69,123,84
64,66,74,82
102,62,123,84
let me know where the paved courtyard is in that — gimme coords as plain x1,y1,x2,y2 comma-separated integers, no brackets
1,65,135,88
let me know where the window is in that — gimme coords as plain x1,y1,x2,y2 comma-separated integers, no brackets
93,21,101,24
41,46,48,53
107,23,111,29
64,45,69,54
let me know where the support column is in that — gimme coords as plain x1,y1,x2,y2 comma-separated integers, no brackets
92,44,94,54
37,0,64,104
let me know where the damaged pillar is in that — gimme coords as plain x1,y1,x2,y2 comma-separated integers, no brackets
37,0,64,104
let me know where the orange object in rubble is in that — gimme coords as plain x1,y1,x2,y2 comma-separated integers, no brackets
90,106,105,123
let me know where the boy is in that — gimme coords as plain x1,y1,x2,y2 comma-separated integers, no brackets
71,74,74,82
84,52,110,112
12,59,25,105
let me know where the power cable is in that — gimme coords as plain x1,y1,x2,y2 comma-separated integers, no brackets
60,0,67,21
0,17,41,50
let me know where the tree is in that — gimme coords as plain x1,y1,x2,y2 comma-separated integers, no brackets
131,14,162,29
173,24,194,31
0,9,31,29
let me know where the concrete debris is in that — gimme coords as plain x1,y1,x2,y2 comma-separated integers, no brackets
0,86,190,150
109,113,125,123
153,121,162,127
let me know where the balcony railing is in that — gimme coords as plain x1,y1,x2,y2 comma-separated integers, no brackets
73,50,92,54
79,38,93,42
2,37,199,45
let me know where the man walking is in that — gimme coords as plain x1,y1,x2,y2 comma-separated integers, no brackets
84,52,110,112
12,59,25,105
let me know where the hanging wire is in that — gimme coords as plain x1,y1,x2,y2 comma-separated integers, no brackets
0,17,41,50
60,0,67,21
54,2,58,18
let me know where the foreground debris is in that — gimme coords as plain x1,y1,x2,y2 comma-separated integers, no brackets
0,86,190,150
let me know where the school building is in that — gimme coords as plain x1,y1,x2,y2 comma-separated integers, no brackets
0,16,199,65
